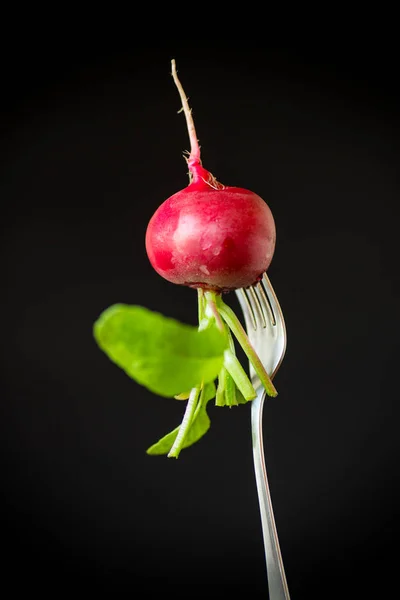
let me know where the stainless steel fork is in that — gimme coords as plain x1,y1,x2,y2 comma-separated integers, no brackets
236,273,289,600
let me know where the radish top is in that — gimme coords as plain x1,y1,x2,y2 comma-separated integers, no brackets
171,59,223,191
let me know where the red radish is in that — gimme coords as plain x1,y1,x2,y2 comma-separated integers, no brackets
94,61,279,468
145,61,276,292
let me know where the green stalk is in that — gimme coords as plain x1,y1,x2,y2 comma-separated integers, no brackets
188,386,207,422
204,291,225,332
215,366,227,406
197,288,206,325
168,386,201,458
224,365,237,406
217,297,278,398
216,364,237,407
214,302,251,406
216,362,237,406
223,349,256,401
224,330,238,406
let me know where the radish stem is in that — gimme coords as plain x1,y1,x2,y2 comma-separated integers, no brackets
197,288,206,325
215,366,227,406
168,386,201,458
204,291,225,332
171,59,218,187
171,59,201,169
223,349,256,401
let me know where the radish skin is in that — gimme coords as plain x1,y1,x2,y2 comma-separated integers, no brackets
146,185,275,291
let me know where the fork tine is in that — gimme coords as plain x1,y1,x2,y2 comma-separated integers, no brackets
238,288,257,331
257,279,276,326
262,273,285,329
249,285,267,328
237,275,278,333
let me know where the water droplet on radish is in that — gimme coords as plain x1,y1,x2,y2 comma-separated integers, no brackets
199,265,210,275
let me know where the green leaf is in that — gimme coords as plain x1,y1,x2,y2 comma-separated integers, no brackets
146,382,216,455
201,381,217,403
93,305,226,397
146,425,182,455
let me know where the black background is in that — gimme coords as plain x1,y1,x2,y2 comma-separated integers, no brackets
1,40,399,597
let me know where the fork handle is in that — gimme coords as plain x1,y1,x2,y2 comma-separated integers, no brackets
252,389,291,600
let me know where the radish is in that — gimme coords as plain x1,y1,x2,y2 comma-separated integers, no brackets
145,59,278,449
94,60,279,460
145,61,276,292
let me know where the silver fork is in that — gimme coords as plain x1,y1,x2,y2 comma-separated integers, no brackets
236,272,290,600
